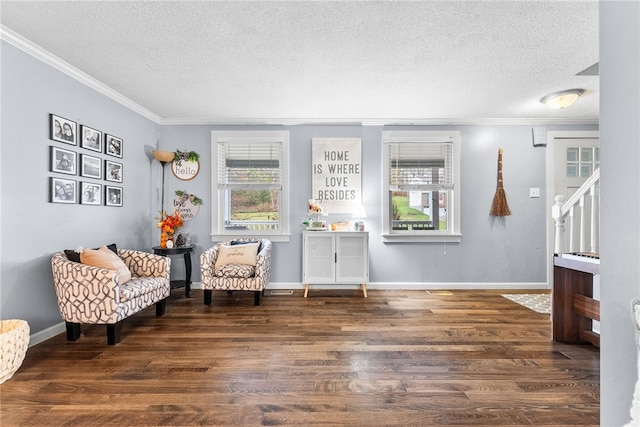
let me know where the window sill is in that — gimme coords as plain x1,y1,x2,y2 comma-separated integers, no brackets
381,233,462,243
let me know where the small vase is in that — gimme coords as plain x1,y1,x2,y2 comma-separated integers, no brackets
160,232,174,248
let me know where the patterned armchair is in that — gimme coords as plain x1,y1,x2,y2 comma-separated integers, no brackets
51,249,170,345
200,238,272,306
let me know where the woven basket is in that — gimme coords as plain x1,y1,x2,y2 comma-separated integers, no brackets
0,319,30,384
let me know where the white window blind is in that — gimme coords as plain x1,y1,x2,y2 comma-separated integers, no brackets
388,141,453,190
217,142,282,189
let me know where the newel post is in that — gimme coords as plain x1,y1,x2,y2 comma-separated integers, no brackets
552,195,566,254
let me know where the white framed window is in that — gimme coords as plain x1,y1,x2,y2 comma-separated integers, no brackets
211,130,290,242
566,146,600,177
382,131,461,243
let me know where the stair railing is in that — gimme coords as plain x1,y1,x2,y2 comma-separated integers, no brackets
552,168,600,254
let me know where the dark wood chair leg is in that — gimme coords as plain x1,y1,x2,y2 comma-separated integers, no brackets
107,323,121,345
65,322,81,341
204,289,212,305
156,298,167,316
254,290,262,306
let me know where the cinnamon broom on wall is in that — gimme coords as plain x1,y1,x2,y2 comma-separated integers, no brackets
490,148,512,216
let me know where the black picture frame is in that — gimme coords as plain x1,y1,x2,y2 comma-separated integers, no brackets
80,182,102,205
50,146,77,175
105,186,123,207
51,177,76,204
105,160,123,183
105,134,123,158
80,154,102,179
80,125,102,152
50,114,77,145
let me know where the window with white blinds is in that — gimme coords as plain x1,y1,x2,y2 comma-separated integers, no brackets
382,131,462,242
211,131,290,242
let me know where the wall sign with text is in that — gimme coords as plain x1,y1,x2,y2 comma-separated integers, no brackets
312,138,362,213
173,190,202,221
172,159,199,181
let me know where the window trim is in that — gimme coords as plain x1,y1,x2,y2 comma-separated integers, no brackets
382,130,462,243
211,130,290,242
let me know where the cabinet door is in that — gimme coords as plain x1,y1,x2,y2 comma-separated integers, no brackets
336,233,368,283
303,232,335,283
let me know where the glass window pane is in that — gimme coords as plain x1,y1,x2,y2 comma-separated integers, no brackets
595,148,600,162
580,148,593,162
390,190,448,231
567,163,578,177
437,192,448,231
228,189,280,231
567,148,579,162
580,164,593,177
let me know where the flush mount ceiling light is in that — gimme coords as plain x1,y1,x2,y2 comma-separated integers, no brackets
540,89,585,109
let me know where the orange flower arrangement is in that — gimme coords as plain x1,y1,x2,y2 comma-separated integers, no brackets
157,210,184,247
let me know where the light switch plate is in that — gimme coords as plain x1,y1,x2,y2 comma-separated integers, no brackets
529,187,541,198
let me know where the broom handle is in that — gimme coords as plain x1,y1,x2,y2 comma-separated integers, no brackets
497,148,504,189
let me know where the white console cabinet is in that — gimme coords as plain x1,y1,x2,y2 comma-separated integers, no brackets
302,231,369,297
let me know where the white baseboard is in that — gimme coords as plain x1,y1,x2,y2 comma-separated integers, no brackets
29,322,65,347
264,282,550,291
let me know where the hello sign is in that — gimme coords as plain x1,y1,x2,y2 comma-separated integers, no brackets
172,159,199,181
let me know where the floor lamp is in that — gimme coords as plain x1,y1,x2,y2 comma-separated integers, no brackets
152,150,175,215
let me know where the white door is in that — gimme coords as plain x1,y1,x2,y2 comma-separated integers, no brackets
550,133,600,254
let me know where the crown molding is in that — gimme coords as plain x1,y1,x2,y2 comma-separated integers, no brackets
159,116,599,126
1,25,162,124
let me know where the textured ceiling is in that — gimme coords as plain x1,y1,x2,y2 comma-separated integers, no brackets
0,1,599,125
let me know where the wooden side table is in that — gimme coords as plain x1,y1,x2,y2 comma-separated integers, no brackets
152,245,195,298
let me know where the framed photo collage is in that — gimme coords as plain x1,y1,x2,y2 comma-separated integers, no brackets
49,114,123,206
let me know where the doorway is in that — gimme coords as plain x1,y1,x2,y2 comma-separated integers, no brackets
546,131,600,259
546,130,600,332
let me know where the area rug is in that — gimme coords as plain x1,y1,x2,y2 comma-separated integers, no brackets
501,293,551,314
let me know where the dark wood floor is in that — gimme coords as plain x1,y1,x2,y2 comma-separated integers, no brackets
1,289,599,426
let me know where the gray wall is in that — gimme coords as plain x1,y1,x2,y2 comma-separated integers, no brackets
1,41,159,335
160,123,595,286
600,1,640,425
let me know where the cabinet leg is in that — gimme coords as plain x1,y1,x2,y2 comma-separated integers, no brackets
304,284,310,298
361,284,368,298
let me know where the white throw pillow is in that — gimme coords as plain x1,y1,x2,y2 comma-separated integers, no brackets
214,243,260,269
